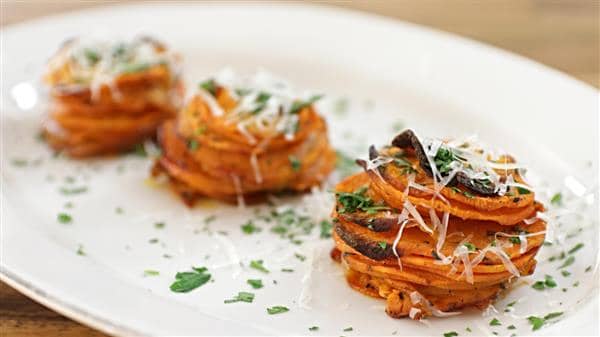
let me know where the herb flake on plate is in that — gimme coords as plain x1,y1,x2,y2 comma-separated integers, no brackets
267,306,289,315
170,267,211,293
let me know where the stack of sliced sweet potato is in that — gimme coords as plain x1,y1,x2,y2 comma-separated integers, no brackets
331,130,546,319
154,79,335,205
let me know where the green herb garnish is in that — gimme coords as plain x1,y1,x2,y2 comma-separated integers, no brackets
309,326,319,331
558,256,575,269
199,79,217,96
187,139,199,151
57,213,72,224
568,243,584,254
224,291,255,303
489,318,501,326
144,269,160,276
443,332,458,337
288,155,302,172
59,186,88,195
289,95,323,114
550,193,562,205
378,242,388,250
76,245,85,256
247,279,263,289
319,220,333,239
343,327,353,332
169,267,211,293
154,222,165,229
509,236,521,244
463,242,476,251
294,253,307,262
527,312,563,331
516,186,531,195
336,186,388,214
241,220,261,234
83,48,100,64
267,306,289,315
250,260,269,273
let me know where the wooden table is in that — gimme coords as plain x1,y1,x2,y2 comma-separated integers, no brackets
1,1,598,336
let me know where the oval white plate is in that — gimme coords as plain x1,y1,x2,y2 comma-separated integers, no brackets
1,3,598,336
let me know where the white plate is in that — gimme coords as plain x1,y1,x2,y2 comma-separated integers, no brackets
1,3,598,336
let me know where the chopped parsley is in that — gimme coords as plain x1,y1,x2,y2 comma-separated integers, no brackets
269,208,315,244
84,48,100,64
516,186,531,195
115,207,124,214
433,147,459,174
443,332,458,337
558,256,575,269
550,193,562,205
463,190,475,199
489,318,501,326
507,325,516,330
251,91,272,114
144,269,160,277
267,306,289,315
294,253,307,262
585,266,592,272
567,243,584,254
288,155,302,172
561,270,571,277
463,242,476,251
527,316,544,331
199,79,217,96
289,95,323,114
343,327,353,332
224,291,255,303
527,312,563,331
154,222,165,229
195,125,207,135
336,186,388,214
59,186,88,195
132,143,148,157
509,236,521,244
241,220,262,234
308,326,319,331
532,275,557,290
148,238,159,244
249,260,269,273
76,245,85,256
11,158,28,167
187,139,199,151
319,220,333,239
169,267,211,293
378,242,388,250
247,279,263,289
57,213,72,224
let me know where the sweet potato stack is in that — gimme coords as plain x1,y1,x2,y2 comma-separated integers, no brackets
153,73,336,205
331,130,546,319
43,36,183,157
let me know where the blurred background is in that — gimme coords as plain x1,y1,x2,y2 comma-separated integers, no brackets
0,1,598,336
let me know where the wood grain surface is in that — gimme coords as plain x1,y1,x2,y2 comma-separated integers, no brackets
1,1,598,337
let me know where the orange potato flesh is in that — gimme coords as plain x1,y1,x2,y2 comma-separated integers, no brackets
43,63,183,157
154,89,335,205
330,144,545,319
